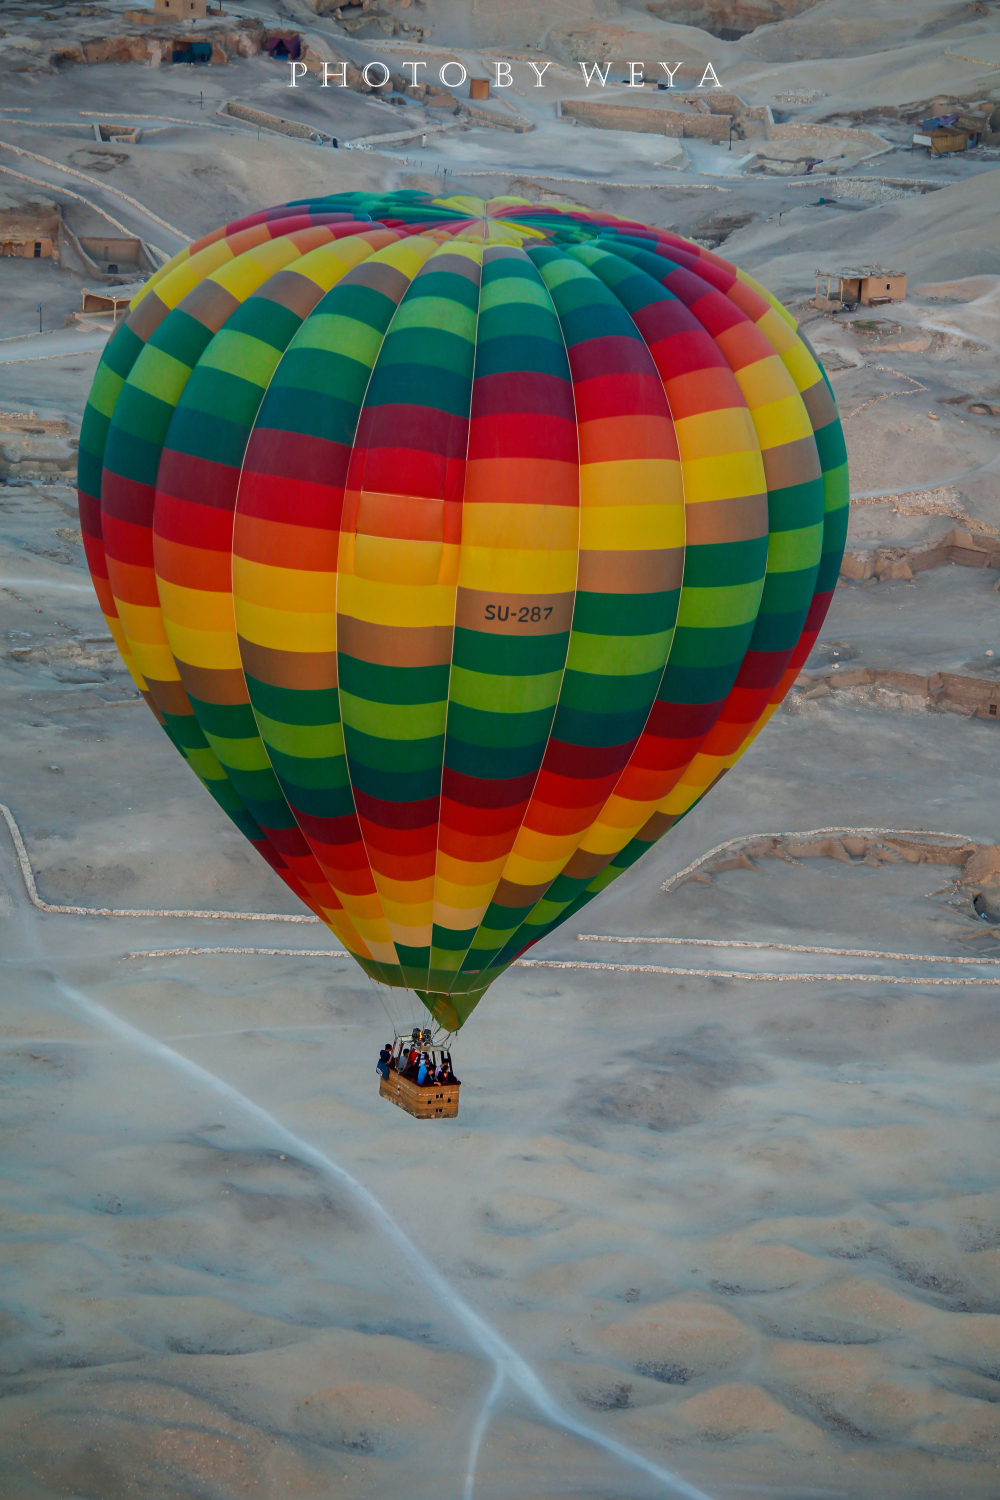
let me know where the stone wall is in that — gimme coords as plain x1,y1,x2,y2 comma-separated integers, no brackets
839,528,1000,582
796,665,1000,720
464,103,532,133
221,101,330,141
560,100,732,141
770,121,891,153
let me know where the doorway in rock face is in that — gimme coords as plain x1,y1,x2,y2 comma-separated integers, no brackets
266,33,301,59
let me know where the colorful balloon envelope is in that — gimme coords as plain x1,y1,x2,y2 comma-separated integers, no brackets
78,192,848,1032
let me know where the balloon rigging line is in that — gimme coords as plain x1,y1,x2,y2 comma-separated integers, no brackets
43,972,714,1500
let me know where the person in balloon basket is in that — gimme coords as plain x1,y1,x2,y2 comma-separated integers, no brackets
376,1044,392,1081
440,1052,459,1087
417,1052,432,1086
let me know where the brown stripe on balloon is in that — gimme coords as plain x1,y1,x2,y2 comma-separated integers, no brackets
176,663,249,705
238,639,337,691
796,328,822,365
799,378,838,430
577,547,683,594
146,677,195,716
454,590,576,635
427,252,482,285
761,433,822,490
251,267,328,320
179,279,242,333
559,847,611,882
125,291,170,344
347,259,412,300
490,877,552,909
636,809,680,843
483,245,523,265
141,689,166,725
685,494,769,547
338,617,453,668
635,774,725,846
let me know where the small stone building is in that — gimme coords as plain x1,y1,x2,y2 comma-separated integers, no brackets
153,0,208,16
815,267,907,308
0,197,61,260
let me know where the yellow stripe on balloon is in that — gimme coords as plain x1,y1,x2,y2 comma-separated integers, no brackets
579,457,683,515
457,546,578,594
337,572,457,630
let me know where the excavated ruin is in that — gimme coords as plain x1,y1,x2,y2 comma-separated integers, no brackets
671,832,1000,924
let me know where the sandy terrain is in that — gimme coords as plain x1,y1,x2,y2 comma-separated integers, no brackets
3,0,1000,1495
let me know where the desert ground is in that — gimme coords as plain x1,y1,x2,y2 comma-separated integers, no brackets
2,0,1000,1496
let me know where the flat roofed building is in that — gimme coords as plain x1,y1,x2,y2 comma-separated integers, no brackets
153,0,208,16
0,200,61,260
80,284,146,318
1,234,55,259
815,267,907,307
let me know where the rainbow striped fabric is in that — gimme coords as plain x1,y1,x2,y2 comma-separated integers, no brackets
78,192,848,1031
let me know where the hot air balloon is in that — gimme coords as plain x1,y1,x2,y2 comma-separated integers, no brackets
78,193,848,1114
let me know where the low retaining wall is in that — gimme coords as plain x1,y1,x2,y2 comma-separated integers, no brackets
798,665,1000,720
0,423,77,481
769,121,892,153
341,118,461,150
464,103,533,133
840,528,1000,582
560,100,733,141
220,101,329,141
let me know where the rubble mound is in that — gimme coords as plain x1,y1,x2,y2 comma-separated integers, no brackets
644,0,823,41
744,0,997,61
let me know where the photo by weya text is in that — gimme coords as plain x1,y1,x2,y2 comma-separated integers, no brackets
288,59,725,89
